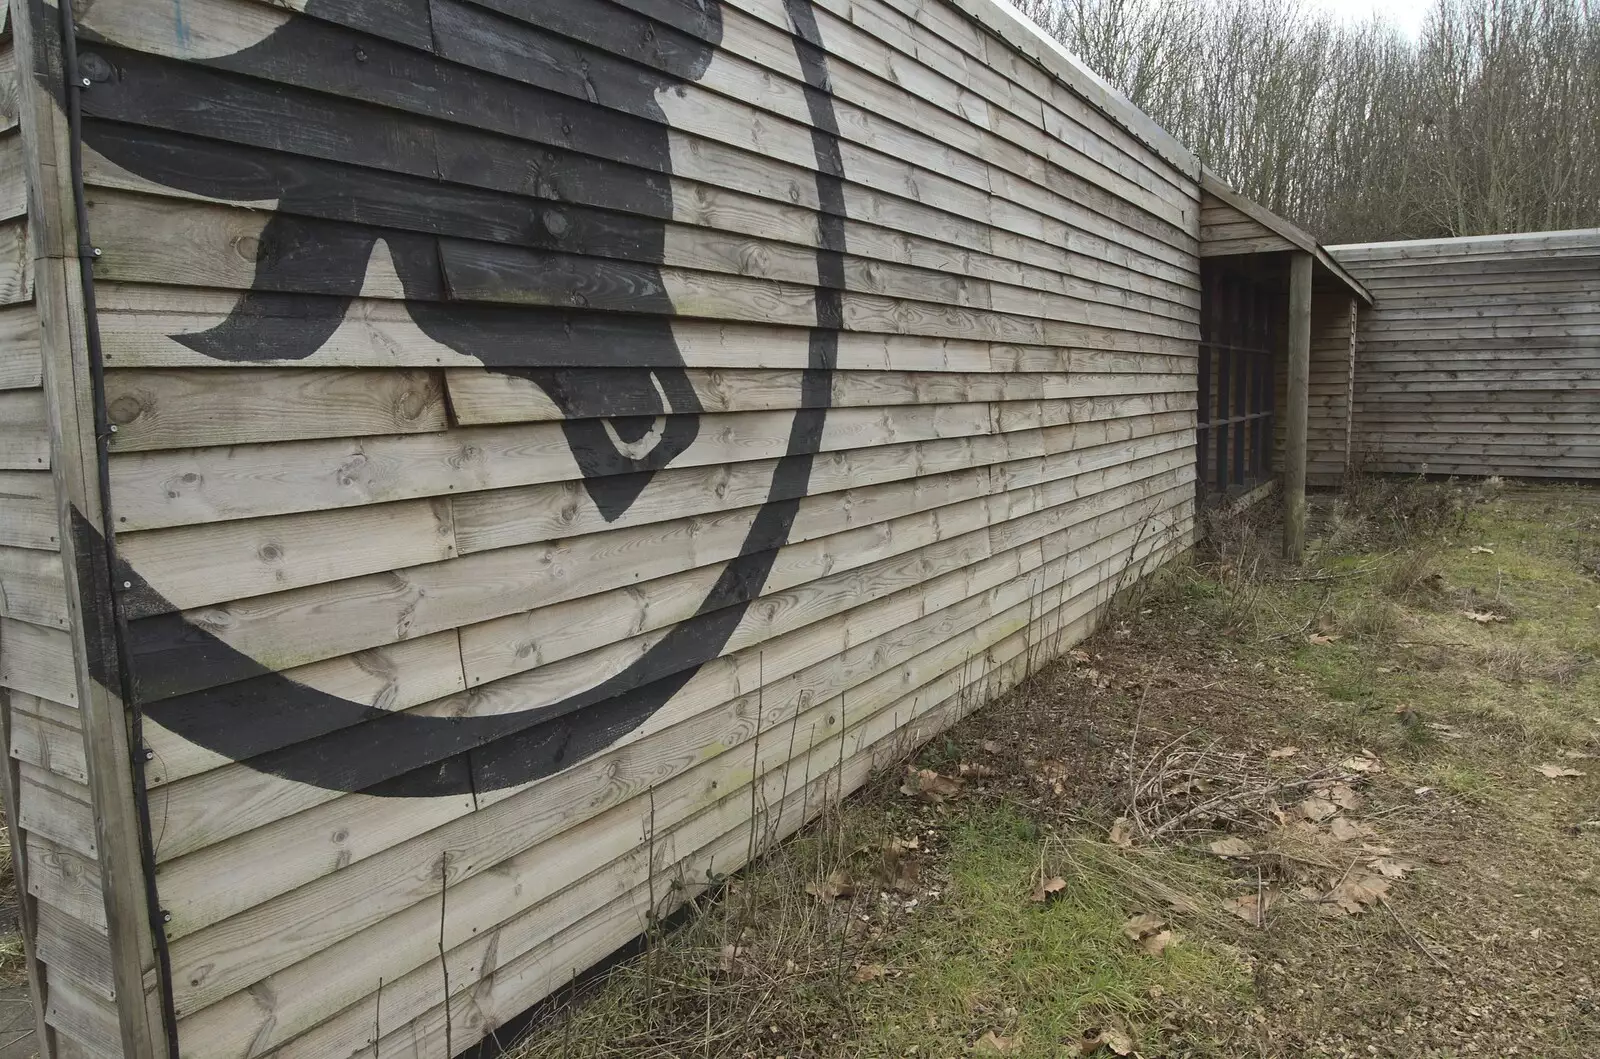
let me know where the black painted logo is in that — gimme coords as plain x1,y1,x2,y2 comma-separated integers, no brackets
68,0,848,797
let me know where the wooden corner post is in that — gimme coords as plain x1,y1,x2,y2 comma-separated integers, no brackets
1283,252,1313,562
12,2,175,1055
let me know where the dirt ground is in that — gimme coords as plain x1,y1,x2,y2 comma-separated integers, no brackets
514,480,1600,1059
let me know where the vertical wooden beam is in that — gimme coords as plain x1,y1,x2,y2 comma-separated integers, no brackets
1197,265,1212,495
1215,276,1232,492
1233,282,1249,486
1341,296,1358,481
1284,252,1313,562
13,4,172,1055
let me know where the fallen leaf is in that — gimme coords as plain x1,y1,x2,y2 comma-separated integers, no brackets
1534,764,1585,779
1282,820,1337,846
1037,759,1069,780
981,740,1003,754
890,856,922,894
1461,609,1508,624
1368,856,1418,879
1329,817,1376,842
1325,872,1392,915
1298,796,1340,823
1341,752,1384,773
1030,876,1067,903
1268,746,1300,759
1140,928,1180,956
1558,748,1598,760
1108,817,1135,848
1470,545,1495,555
1208,836,1254,858
1224,889,1278,926
975,1030,1021,1054
1078,1027,1135,1056
958,761,996,779
804,870,854,902
853,962,886,983
719,944,745,972
1308,633,1341,646
1321,783,1363,812
1121,912,1166,942
900,766,963,803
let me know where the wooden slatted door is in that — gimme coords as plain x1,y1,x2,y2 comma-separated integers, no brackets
1197,260,1279,501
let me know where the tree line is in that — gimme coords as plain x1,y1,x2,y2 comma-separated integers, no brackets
1013,0,1600,244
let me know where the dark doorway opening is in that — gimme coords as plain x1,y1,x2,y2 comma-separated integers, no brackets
1198,258,1283,503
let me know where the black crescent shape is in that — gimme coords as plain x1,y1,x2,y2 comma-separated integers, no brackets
121,1,848,797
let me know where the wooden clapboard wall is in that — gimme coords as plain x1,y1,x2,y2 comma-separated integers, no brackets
1330,230,1600,478
22,0,1203,1055
1198,191,1293,258
3,4,138,1056
1306,293,1357,487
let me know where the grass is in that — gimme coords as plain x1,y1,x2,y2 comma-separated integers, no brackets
509,481,1600,1059
516,799,1251,1059
0,807,20,988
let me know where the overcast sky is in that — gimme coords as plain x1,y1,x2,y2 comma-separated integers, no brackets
1303,0,1434,37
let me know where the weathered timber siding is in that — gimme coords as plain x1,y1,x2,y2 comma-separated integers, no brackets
1306,295,1357,488
1330,230,1600,479
1198,190,1293,258
20,0,1204,1054
1,6,135,1056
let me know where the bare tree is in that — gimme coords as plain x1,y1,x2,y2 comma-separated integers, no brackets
1018,0,1600,242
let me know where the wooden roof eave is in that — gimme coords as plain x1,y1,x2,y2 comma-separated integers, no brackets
1200,168,1374,306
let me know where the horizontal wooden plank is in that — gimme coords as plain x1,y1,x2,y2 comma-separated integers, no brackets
1200,234,1295,257
0,545,70,628
0,132,23,222
25,833,106,932
0,617,79,704
0,388,48,469
142,628,466,788
103,367,449,451
94,282,1196,371
451,414,1188,556
9,691,82,729
110,390,1192,531
0,470,59,550
19,774,98,859
0,216,28,304
10,709,89,784
116,496,458,616
36,901,117,1003
0,41,17,134
0,302,39,389
1330,230,1600,262
45,976,123,1059
83,186,1197,343
444,365,1191,426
